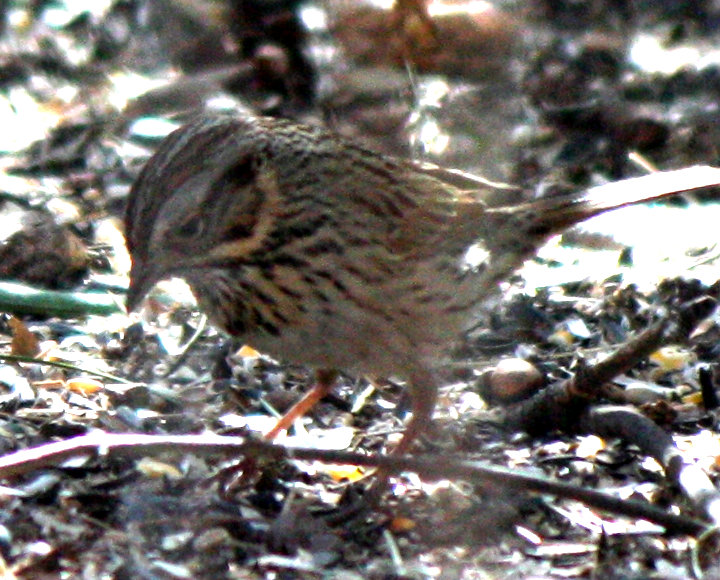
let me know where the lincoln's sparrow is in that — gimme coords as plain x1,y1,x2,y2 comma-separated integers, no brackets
125,113,714,455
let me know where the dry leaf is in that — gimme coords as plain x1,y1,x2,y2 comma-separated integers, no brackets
66,377,104,395
9,316,40,356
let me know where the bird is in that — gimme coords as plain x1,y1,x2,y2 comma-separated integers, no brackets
124,112,719,458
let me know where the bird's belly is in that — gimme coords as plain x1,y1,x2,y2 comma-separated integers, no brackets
235,301,425,378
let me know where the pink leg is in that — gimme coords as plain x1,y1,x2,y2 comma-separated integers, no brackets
264,369,338,440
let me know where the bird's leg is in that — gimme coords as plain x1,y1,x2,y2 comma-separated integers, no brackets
390,368,439,455
365,368,439,502
262,365,438,505
264,369,339,440
220,369,340,494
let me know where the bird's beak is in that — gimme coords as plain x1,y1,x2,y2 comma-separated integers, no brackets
126,259,157,313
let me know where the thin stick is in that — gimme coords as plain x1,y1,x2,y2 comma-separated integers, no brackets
0,431,706,537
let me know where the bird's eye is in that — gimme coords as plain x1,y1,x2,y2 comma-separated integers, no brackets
175,216,204,239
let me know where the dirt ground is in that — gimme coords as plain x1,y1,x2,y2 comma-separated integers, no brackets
0,1,719,578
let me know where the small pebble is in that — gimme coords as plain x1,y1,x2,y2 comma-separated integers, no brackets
485,358,544,402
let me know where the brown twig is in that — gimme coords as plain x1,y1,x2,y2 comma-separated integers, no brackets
501,296,716,434
581,405,720,527
0,431,707,537
490,296,719,529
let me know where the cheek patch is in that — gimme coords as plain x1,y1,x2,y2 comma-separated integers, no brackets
209,166,283,261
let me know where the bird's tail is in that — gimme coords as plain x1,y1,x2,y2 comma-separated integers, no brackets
484,166,720,252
